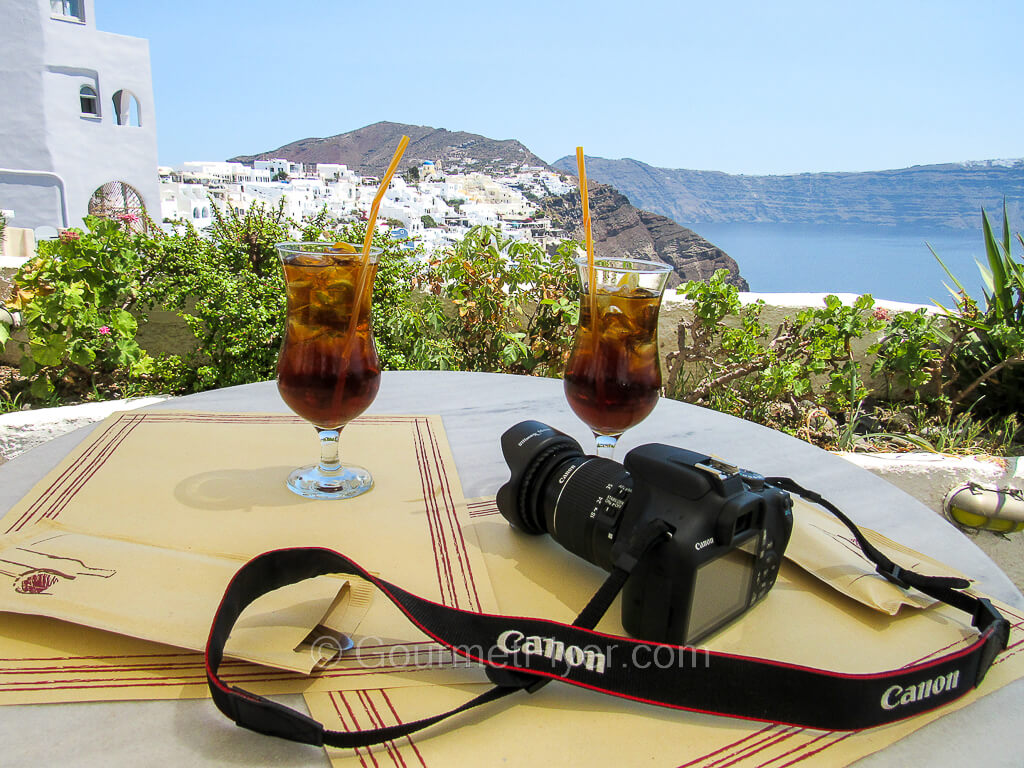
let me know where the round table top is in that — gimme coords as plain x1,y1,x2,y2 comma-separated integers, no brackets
1,370,1021,767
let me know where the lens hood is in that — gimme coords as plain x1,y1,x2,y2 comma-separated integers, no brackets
496,421,584,534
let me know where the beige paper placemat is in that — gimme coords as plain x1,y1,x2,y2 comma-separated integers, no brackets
303,568,1024,768
296,497,1020,767
0,412,498,701
0,519,349,673
0,611,480,706
306,630,1024,768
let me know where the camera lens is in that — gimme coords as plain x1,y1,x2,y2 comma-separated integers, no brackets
497,422,633,572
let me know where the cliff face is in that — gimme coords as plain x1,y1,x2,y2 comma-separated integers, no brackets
551,156,1024,229
542,184,747,290
231,121,551,176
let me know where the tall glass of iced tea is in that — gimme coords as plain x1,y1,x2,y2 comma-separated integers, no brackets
563,256,672,458
275,242,382,500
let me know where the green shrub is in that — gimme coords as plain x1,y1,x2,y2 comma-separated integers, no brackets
4,216,157,400
139,202,292,392
139,206,435,391
666,270,933,439
421,226,578,376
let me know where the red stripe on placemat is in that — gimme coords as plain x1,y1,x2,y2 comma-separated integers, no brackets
677,725,779,768
339,691,381,768
2,660,468,692
332,691,371,768
906,604,1024,668
5,414,139,533
424,423,481,612
413,418,457,608
703,727,799,768
38,413,145,525
358,689,405,768
752,731,833,768
773,732,854,768
0,644,465,693
380,689,428,768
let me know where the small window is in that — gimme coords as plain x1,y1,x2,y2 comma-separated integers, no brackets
112,90,141,127
79,85,98,116
51,0,83,20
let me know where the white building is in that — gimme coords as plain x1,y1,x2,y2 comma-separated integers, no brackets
254,159,305,179
0,0,159,233
176,161,273,184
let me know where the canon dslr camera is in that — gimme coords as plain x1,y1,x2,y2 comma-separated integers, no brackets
496,421,793,645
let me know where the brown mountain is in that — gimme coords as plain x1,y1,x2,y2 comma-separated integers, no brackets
541,183,748,290
230,122,746,287
230,121,550,176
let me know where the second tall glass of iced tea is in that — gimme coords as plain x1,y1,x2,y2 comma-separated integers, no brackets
564,256,672,458
276,242,382,500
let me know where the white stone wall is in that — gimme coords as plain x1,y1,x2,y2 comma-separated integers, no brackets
0,0,159,232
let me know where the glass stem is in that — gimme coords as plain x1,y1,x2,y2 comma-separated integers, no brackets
317,427,343,477
594,433,619,459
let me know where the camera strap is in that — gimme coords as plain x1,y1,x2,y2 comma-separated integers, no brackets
205,486,1010,748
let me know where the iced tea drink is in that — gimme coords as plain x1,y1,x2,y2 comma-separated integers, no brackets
563,257,672,457
275,242,381,500
277,251,380,428
564,288,662,434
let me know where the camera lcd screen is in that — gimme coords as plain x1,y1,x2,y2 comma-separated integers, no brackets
687,538,758,643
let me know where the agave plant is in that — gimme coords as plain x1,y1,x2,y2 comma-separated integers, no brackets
930,203,1024,417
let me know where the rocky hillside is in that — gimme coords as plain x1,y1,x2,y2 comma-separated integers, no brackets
231,121,551,177
230,122,746,287
541,184,747,290
552,156,1024,229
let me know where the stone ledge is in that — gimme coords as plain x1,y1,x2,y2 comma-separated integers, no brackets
0,396,168,463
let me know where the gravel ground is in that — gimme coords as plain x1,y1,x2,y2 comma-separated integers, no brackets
0,363,16,389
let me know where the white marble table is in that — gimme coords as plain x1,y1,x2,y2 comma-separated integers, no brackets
1,371,1022,767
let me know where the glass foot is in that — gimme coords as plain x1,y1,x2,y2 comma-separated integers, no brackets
286,463,373,500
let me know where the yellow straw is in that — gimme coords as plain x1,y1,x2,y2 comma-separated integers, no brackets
348,134,411,330
576,147,596,321
360,134,411,265
327,135,410,421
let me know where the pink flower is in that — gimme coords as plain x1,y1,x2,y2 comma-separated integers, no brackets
98,326,111,336
872,307,891,322
118,213,140,224
59,229,80,242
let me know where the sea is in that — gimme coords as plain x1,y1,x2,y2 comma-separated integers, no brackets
692,223,992,306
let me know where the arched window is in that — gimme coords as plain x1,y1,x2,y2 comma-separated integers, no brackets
88,181,146,232
112,89,141,127
193,208,201,219
79,85,98,116
202,207,210,218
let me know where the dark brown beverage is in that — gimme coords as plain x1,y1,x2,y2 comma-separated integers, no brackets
563,288,662,435
277,254,380,429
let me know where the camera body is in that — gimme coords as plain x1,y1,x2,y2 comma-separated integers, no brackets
496,421,793,645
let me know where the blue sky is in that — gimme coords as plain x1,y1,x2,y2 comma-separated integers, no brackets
96,0,1024,175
